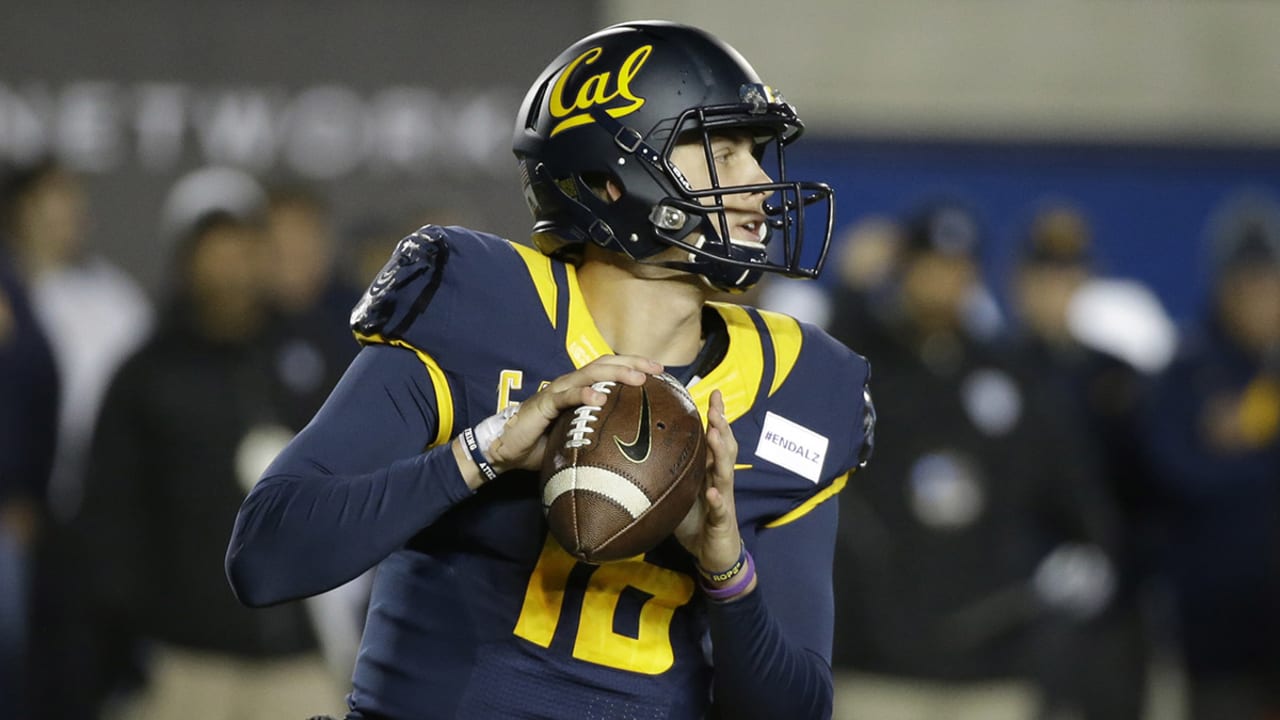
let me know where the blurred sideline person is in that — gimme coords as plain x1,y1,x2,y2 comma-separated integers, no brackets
343,215,408,298
1009,203,1155,720
1139,192,1280,720
342,204,481,298
0,158,154,520
227,21,873,719
829,200,1119,720
263,185,359,429
1,158,153,719
79,211,345,720
263,184,368,682
0,241,59,718
826,216,905,346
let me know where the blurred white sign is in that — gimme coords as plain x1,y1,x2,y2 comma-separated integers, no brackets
0,80,513,179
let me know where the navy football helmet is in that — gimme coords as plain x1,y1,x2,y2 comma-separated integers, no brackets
513,21,834,290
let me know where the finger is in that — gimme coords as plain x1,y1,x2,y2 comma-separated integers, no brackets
530,366,648,422
704,483,726,516
590,353,665,373
707,391,737,486
489,386,598,462
706,391,741,521
672,494,704,550
531,383,608,421
705,428,733,508
711,387,724,413
539,356,661,404
573,354,664,385
494,357,663,465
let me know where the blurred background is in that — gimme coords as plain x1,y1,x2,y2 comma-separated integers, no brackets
1,1,1277,719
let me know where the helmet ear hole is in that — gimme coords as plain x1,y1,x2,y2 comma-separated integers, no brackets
580,173,623,203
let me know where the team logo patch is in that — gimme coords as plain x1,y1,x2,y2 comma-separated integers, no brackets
548,44,652,137
754,411,828,483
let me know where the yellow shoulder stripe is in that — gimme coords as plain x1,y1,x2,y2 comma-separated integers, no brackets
552,288,765,427
692,303,763,426
509,242,558,329
564,263,613,368
756,309,803,397
763,470,851,529
353,331,454,449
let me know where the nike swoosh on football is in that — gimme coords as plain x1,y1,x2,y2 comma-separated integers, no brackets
614,386,652,464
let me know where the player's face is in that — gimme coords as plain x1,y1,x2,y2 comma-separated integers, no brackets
668,130,771,246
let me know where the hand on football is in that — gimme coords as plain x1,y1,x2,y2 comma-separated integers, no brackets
675,389,751,596
473,355,663,483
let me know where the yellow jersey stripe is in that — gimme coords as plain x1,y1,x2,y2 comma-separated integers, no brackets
756,309,803,397
563,263,613,368
690,303,763,426
353,331,455,448
509,242,558,329
763,470,851,529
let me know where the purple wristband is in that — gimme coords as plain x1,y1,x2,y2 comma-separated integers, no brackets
700,550,755,601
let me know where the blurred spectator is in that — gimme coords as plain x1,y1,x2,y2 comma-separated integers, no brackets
1139,191,1280,720
1009,202,1157,720
262,184,359,430
341,203,479,294
159,165,268,248
0,245,59,719
757,215,903,330
825,215,906,343
262,186,368,683
77,211,345,720
2,158,152,719
1,158,153,519
343,214,405,298
829,200,1118,720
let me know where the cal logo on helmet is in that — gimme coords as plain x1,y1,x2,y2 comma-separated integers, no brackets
548,45,652,137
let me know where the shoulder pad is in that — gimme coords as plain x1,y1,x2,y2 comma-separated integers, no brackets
773,321,875,475
350,226,449,339
858,376,876,468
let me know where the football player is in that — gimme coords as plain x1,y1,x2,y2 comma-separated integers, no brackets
227,21,873,719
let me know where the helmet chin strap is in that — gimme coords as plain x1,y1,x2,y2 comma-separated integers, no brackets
646,232,767,291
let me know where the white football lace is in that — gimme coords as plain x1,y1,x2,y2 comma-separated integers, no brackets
566,381,614,448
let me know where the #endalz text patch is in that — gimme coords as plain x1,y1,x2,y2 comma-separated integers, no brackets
754,411,828,483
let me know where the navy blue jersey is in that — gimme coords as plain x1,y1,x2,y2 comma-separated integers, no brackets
227,226,873,719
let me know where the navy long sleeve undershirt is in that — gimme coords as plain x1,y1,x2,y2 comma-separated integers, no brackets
711,498,838,719
226,343,835,718
226,346,472,607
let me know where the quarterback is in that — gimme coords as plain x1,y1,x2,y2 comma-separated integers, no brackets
227,21,873,719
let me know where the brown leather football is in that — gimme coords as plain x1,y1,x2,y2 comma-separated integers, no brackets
540,371,705,563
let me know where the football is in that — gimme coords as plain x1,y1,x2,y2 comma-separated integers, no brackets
540,371,706,563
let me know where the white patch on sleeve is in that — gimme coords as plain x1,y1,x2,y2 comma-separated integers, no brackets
754,412,828,483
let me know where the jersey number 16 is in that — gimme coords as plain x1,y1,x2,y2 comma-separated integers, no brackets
513,533,695,674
